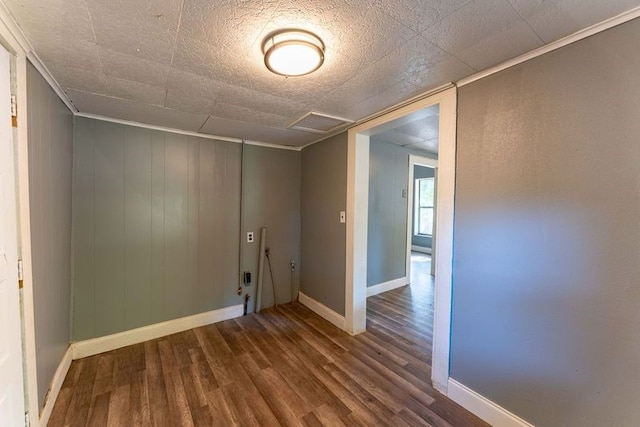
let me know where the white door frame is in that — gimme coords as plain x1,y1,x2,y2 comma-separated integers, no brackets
345,87,457,393
0,42,25,427
0,6,41,426
406,155,437,282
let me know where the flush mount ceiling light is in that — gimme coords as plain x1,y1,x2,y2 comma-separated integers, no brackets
262,29,325,77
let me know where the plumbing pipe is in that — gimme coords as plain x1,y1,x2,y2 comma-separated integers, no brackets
237,140,246,297
256,227,267,312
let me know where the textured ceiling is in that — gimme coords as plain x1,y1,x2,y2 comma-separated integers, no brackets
373,104,439,155
5,0,639,147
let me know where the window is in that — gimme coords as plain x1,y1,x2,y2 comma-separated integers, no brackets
415,177,435,236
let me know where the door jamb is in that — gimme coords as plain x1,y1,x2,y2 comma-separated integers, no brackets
0,7,40,425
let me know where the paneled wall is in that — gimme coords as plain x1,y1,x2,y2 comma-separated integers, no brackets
26,61,73,408
73,117,241,340
452,17,640,426
242,144,301,311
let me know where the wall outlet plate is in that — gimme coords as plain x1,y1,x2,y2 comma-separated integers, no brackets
339,211,346,223
247,232,254,243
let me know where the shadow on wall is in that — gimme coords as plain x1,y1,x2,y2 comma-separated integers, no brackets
450,201,636,424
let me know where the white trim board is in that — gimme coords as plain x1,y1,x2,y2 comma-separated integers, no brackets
75,113,303,151
72,304,244,360
298,292,346,331
39,346,72,427
448,379,535,427
367,277,407,297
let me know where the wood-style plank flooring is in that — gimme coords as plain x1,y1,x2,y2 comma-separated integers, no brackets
49,255,487,426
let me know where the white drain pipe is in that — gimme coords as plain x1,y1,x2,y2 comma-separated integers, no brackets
256,227,267,312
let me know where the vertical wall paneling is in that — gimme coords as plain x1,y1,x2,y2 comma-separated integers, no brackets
72,118,243,341
241,144,301,312
26,62,73,408
123,126,152,330
92,120,125,337
150,131,166,324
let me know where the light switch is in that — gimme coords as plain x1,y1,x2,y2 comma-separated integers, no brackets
339,211,346,223
247,232,254,243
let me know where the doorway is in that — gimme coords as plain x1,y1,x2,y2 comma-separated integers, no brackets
345,87,457,393
406,156,437,282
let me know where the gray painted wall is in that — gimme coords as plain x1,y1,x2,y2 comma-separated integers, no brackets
26,62,73,408
72,117,242,340
301,133,347,315
411,165,434,249
452,18,640,426
242,144,300,311
367,139,409,286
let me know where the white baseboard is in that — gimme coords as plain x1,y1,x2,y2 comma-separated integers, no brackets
447,378,534,427
298,291,346,330
39,346,73,427
71,304,244,360
411,245,432,254
366,277,407,297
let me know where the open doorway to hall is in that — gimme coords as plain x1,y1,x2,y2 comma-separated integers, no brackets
365,105,439,371
347,87,457,392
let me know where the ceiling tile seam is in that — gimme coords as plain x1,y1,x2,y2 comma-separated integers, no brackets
81,0,108,87
165,0,186,104
504,0,545,44
327,51,406,107
376,6,421,38
415,33,477,72
418,0,475,36
244,0,286,56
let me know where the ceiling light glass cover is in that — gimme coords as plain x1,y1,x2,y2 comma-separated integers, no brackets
262,29,325,77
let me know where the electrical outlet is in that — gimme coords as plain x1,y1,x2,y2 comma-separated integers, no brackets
290,261,296,271
247,231,254,243
339,211,346,223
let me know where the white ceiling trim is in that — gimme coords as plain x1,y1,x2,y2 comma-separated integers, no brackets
26,52,77,113
76,112,303,151
0,0,30,54
458,5,640,87
76,111,244,143
243,140,302,152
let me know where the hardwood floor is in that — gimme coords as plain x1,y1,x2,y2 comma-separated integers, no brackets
49,265,487,426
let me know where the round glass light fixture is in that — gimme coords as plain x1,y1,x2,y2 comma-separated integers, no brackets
262,29,325,77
